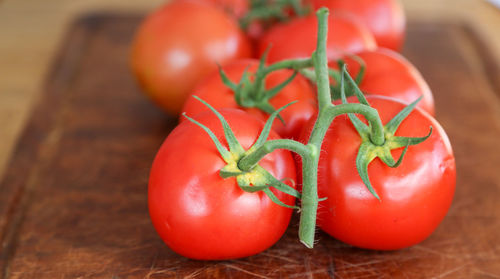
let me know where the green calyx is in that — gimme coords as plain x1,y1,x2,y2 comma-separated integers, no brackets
338,65,432,200
239,0,310,30
218,49,301,123
183,96,301,209
330,58,366,100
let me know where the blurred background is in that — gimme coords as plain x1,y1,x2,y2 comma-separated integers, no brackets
0,0,499,179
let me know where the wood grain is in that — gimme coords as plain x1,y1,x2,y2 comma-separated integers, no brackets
1,15,499,278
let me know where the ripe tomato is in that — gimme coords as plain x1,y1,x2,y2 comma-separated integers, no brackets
334,48,435,115
202,0,249,18
258,13,377,63
309,0,405,50
131,0,252,115
300,96,455,250
149,109,296,260
181,59,317,139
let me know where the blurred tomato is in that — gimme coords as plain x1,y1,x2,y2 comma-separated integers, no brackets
259,13,377,63
309,0,405,50
201,0,249,18
131,0,252,115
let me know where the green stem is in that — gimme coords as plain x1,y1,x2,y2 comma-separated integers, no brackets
264,58,313,74
328,104,384,144
238,139,311,171
298,153,318,248
253,58,313,102
312,10,332,111
297,8,331,248
298,68,316,82
298,8,385,247
236,7,387,249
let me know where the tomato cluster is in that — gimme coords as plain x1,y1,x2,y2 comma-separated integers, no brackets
132,0,456,260
131,0,410,115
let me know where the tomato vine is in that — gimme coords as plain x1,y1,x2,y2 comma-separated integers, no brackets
184,8,432,248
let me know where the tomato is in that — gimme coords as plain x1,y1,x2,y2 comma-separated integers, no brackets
300,96,455,250
181,59,317,139
334,48,435,115
131,0,252,115
309,0,405,50
201,0,249,18
258,13,377,63
149,109,296,260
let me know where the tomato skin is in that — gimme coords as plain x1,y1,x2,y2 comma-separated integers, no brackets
310,0,405,51
300,96,455,250
149,109,296,260
181,59,317,139
201,0,249,18
258,13,377,63
335,48,435,115
131,0,252,115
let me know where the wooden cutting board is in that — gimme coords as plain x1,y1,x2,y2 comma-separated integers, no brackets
1,14,499,278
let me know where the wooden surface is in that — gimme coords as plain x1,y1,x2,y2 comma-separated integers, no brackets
1,14,500,279
0,0,163,179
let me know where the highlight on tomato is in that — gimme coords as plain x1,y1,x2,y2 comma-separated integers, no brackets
131,0,252,115
258,12,377,63
309,0,406,50
182,59,317,139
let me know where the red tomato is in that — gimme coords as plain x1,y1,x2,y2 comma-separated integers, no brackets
149,109,296,260
131,0,252,115
190,0,265,44
182,59,317,139
334,48,435,115
309,0,405,50
258,13,377,63
300,96,455,250
202,0,249,18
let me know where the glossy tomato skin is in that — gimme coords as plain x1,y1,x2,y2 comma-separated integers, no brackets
131,0,252,115
149,109,296,260
310,0,405,50
182,59,317,139
300,96,455,250
335,48,435,115
258,13,377,63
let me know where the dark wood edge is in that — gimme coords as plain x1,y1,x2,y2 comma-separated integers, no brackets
0,15,99,279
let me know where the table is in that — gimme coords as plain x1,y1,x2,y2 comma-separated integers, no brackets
0,12,499,278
